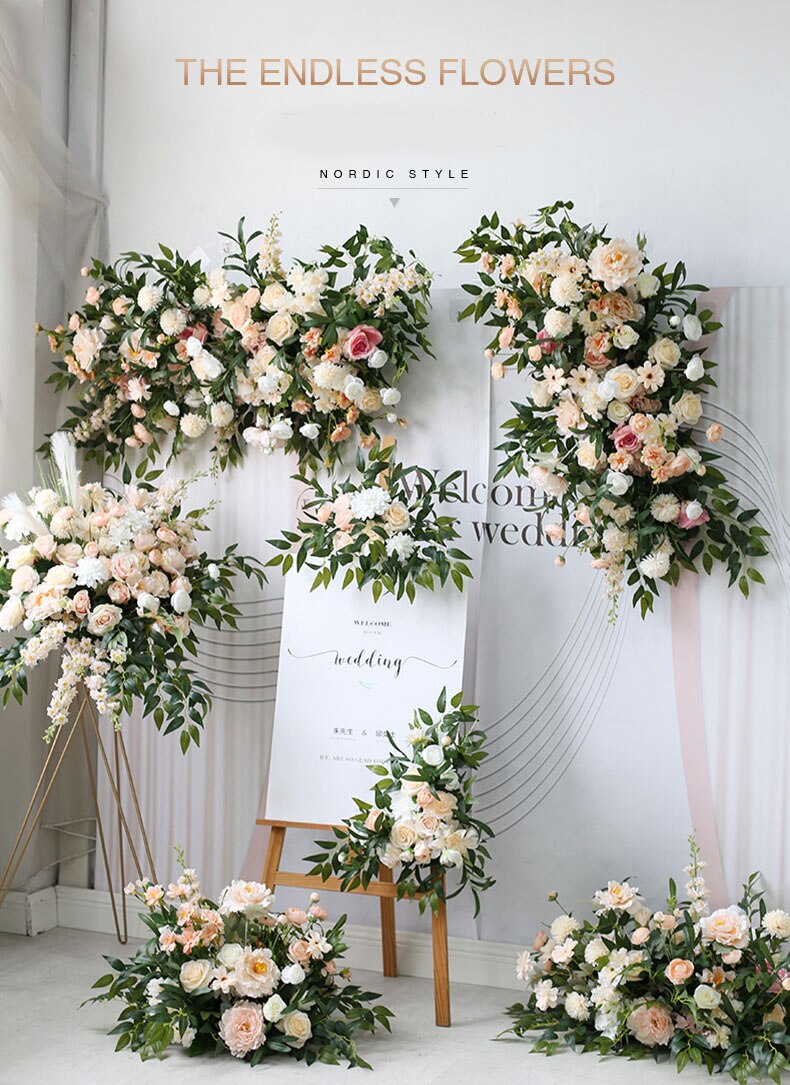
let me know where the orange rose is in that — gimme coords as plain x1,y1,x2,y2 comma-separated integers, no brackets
665,958,694,985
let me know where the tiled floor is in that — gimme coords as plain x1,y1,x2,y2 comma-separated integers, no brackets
0,928,717,1084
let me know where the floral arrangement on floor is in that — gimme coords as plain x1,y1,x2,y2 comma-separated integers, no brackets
506,835,790,1082
0,434,264,750
457,201,768,617
267,442,472,602
90,859,392,1067
307,689,494,914
42,218,432,474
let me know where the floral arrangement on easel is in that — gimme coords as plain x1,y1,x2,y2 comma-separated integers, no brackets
42,218,432,473
457,201,768,617
90,858,393,1067
267,442,472,602
0,434,264,751
506,835,790,1082
307,689,494,914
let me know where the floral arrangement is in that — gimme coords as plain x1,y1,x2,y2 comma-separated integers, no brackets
267,442,472,602
42,218,432,474
457,201,768,617
90,859,392,1067
0,434,264,750
506,836,790,1082
307,689,494,914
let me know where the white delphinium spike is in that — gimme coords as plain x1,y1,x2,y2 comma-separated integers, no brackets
49,431,81,507
0,492,48,540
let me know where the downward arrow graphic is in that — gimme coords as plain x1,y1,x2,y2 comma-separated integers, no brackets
389,197,400,208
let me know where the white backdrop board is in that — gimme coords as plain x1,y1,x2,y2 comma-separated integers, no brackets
264,572,467,825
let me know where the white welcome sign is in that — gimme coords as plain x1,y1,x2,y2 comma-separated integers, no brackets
265,570,468,826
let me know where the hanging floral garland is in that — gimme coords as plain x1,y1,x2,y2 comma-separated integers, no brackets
457,201,768,617
267,442,472,602
42,219,432,474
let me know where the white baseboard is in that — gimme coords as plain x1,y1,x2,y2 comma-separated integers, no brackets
0,886,58,936
53,886,521,990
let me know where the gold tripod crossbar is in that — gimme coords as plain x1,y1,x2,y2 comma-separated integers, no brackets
0,686,157,943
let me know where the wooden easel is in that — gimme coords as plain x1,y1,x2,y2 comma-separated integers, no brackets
258,817,451,1026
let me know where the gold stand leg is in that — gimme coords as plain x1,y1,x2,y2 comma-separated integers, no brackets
0,685,158,943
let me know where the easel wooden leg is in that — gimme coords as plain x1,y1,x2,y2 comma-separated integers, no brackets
262,825,286,889
432,886,451,1027
378,863,397,977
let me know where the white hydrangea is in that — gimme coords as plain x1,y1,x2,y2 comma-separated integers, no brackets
650,493,681,523
180,413,208,439
550,915,581,942
762,910,790,940
74,556,110,589
137,284,163,311
385,533,416,562
638,551,671,580
565,992,591,1022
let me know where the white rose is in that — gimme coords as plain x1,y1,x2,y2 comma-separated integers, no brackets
190,349,223,383
635,272,660,298
266,310,296,345
171,588,192,614
607,399,632,424
300,422,320,440
531,380,553,408
421,744,444,766
136,592,159,615
685,500,704,522
343,376,365,401
185,335,203,358
612,324,639,350
648,337,681,369
180,959,212,993
261,283,290,311
367,348,388,369
606,471,633,496
270,417,293,442
685,355,704,381
280,962,305,985
683,314,703,342
381,387,401,406
207,563,220,580
210,401,235,428
160,308,187,336
280,1010,312,1048
584,938,609,965
694,984,722,1010
0,597,25,631
217,942,244,968
671,390,703,427
163,400,180,417
607,364,639,400
263,994,287,1023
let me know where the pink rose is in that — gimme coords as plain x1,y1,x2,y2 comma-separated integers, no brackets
71,590,92,619
706,423,724,443
218,1001,266,1059
316,503,334,525
365,809,385,831
288,939,312,964
156,526,179,546
309,904,328,920
416,786,435,808
499,326,515,350
85,286,101,306
134,531,157,551
86,603,122,636
344,324,382,360
285,907,308,925
33,535,57,560
84,542,100,558
612,424,641,454
665,958,694,985
332,494,354,531
537,328,555,354
627,1002,675,1046
631,926,651,946
678,502,710,530
107,581,131,605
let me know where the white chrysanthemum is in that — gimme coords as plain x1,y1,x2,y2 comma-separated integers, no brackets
385,533,417,563
651,494,681,523
565,992,591,1022
543,308,574,339
160,308,187,337
210,402,235,429
180,413,208,439
137,284,163,311
549,274,583,307
312,361,350,392
349,487,391,521
550,914,581,942
74,556,110,589
762,910,790,939
602,525,631,554
638,551,671,580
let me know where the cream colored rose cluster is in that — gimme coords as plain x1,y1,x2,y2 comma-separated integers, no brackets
101,866,391,1066
0,433,260,748
458,202,767,618
42,217,432,476
507,835,790,1079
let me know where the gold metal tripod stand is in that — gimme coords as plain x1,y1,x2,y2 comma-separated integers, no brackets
0,686,157,943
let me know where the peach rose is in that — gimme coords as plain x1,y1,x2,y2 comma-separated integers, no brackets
584,331,612,368
71,590,91,619
627,1002,675,1046
25,585,64,621
365,809,385,831
56,542,82,565
33,535,57,560
665,958,695,985
332,494,354,531
498,326,515,350
45,565,75,590
280,1010,312,1048
416,811,441,836
416,786,434,808
330,423,352,443
316,503,334,525
432,791,458,816
134,531,157,551
706,422,724,443
219,1001,266,1059
285,907,307,926
384,500,411,532
109,552,143,583
631,926,651,946
288,939,312,964
10,566,39,594
107,581,130,605
391,822,416,849
699,907,750,949
86,603,122,636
